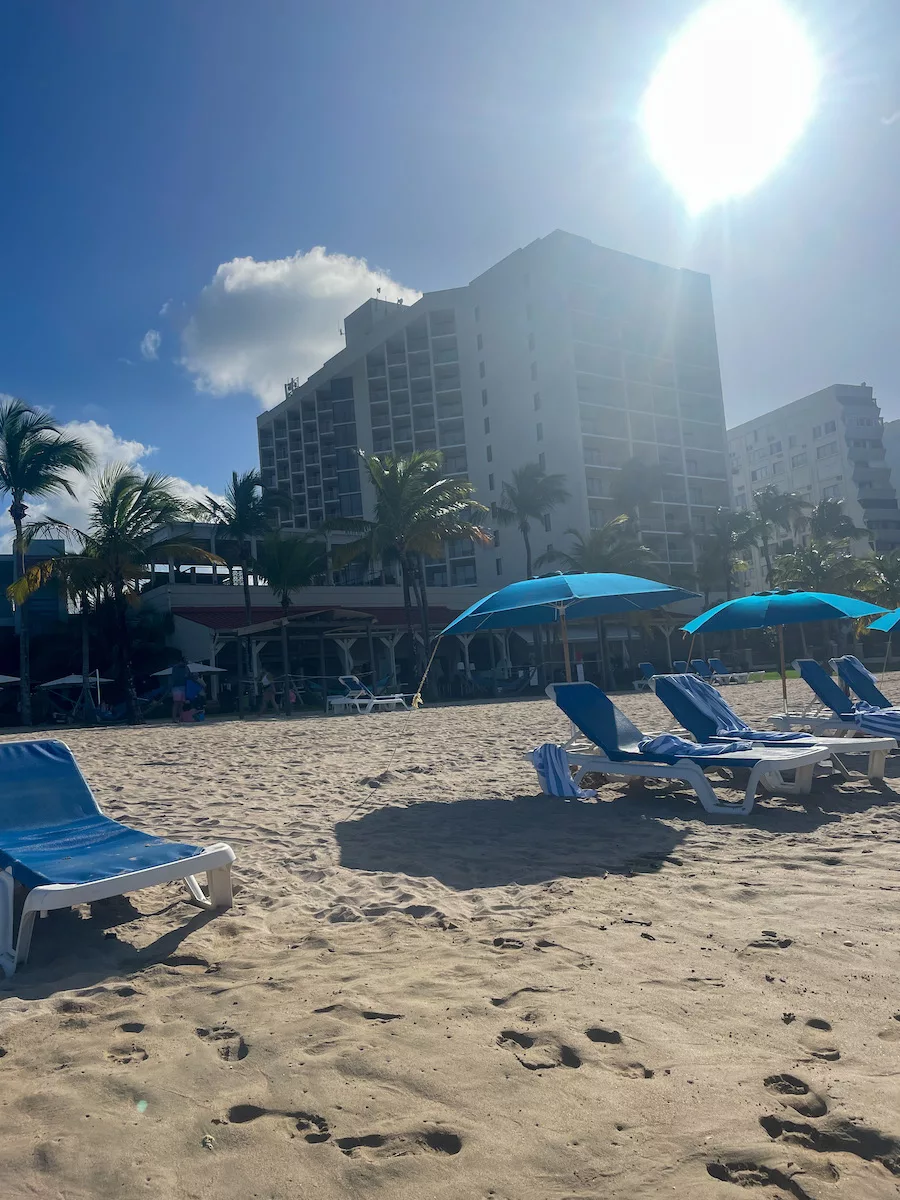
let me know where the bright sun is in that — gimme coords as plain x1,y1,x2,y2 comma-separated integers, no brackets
641,0,819,213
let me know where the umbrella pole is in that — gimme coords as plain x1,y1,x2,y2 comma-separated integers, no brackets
687,634,695,668
778,625,788,712
560,609,572,683
882,634,892,684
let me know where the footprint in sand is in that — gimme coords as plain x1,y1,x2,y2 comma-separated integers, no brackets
764,1073,827,1118
796,1018,841,1061
105,1043,148,1065
196,1025,249,1061
585,1026,622,1045
743,930,793,951
313,1003,403,1023
607,1061,654,1079
336,1129,462,1158
497,1030,582,1071
490,986,560,1008
491,937,525,951
226,1104,330,1142
706,1160,815,1198
759,1114,900,1178
878,1014,900,1042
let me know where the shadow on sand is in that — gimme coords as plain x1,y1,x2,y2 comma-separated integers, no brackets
336,774,900,891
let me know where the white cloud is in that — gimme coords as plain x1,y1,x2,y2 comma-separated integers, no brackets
159,299,172,317
180,246,421,409
140,329,162,360
0,419,222,551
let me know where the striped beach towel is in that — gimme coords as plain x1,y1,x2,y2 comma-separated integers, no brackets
852,701,900,737
532,743,596,798
638,733,753,760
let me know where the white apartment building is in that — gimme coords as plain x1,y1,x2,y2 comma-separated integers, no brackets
728,383,900,591
258,229,730,590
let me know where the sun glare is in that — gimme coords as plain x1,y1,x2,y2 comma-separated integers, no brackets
641,0,819,213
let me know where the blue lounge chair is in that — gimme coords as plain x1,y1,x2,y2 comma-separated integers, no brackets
541,682,831,816
0,740,235,975
673,660,690,673
708,657,749,685
831,655,896,710
690,659,714,680
654,673,891,782
775,659,900,739
632,661,658,692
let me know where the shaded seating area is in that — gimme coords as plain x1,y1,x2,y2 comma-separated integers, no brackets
539,682,832,816
0,740,234,975
775,659,900,738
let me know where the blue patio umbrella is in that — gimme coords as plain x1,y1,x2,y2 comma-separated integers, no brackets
866,608,900,678
439,572,699,681
682,590,887,708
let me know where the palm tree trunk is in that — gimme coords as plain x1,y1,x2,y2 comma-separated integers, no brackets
78,592,96,722
11,507,31,726
400,560,418,680
761,538,773,586
522,523,533,579
113,582,139,722
240,556,253,625
280,602,292,715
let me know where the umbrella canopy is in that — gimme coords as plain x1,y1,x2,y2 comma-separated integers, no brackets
682,591,886,635
0,675,19,685
869,608,900,634
441,573,699,637
40,674,113,688
151,662,227,676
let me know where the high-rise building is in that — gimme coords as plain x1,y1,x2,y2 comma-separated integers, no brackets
258,230,729,589
727,383,900,591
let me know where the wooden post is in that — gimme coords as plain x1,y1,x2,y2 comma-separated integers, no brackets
487,630,497,697
281,619,291,715
319,634,327,711
778,625,788,712
236,634,244,719
367,622,377,690
560,610,572,682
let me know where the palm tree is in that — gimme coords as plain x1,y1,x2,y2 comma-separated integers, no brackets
255,532,326,713
330,450,490,670
751,486,811,585
806,497,869,542
496,462,569,579
867,549,900,609
198,471,288,625
697,507,758,601
11,466,220,721
609,457,665,535
0,398,95,724
535,515,654,574
772,539,876,595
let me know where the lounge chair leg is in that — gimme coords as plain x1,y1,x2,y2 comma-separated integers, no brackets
14,903,39,969
207,864,233,909
868,749,887,782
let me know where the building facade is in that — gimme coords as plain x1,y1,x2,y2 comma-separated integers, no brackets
728,383,900,591
258,229,729,589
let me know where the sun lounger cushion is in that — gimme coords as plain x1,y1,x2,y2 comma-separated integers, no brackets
0,740,204,890
654,674,811,744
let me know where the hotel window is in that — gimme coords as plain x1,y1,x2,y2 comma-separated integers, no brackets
477,333,483,351
488,473,495,490
496,557,503,575
824,420,836,433
791,452,807,467
533,392,541,410
482,388,488,406
486,444,493,462
543,514,552,532
538,451,545,470
474,305,480,323
479,361,486,378
816,441,837,459
813,425,822,439
484,417,490,434
493,529,500,547
536,422,543,441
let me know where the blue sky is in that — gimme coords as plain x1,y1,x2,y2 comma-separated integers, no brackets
2,0,899,504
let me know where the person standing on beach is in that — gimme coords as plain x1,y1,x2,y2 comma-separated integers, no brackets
171,657,190,722
260,670,279,715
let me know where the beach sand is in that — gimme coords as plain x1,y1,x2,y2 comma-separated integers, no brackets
1,675,899,1199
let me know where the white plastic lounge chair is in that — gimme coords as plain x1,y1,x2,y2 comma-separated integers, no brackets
770,659,900,739
708,658,749,685
0,740,235,975
328,675,409,714
653,673,892,782
543,682,833,817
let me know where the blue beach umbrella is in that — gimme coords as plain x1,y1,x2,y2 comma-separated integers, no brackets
439,572,699,681
682,590,887,708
